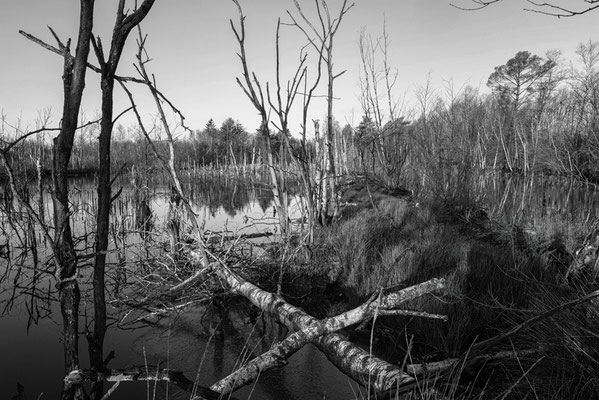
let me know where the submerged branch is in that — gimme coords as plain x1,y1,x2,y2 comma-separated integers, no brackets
64,366,234,400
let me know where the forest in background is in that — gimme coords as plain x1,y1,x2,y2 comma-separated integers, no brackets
4,39,599,191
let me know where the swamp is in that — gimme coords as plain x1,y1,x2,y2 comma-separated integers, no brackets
3,1,599,399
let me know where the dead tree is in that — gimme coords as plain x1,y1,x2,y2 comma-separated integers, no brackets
231,0,352,232
64,366,226,400
230,1,329,243
358,20,409,186
88,2,156,398
20,3,94,398
120,26,209,267
230,0,291,237
297,44,326,243
267,19,324,244
20,2,156,398
203,262,446,395
287,0,354,223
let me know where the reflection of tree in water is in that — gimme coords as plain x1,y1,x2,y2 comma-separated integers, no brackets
187,175,297,217
481,175,599,224
0,179,56,331
130,168,154,238
257,187,274,213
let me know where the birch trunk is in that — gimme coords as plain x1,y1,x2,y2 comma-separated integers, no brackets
197,253,446,395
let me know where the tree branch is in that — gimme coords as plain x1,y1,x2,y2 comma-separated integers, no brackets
452,0,599,16
64,366,231,400
19,30,144,83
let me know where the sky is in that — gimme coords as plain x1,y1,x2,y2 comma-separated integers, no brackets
1,0,598,138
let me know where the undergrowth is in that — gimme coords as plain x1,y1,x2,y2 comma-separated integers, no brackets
325,180,599,399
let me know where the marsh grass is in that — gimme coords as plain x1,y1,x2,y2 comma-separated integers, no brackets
330,183,599,399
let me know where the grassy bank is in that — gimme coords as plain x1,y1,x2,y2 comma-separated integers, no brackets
298,177,599,399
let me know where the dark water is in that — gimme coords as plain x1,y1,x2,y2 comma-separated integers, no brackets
0,175,362,399
478,173,599,225
422,172,599,226
1,173,597,399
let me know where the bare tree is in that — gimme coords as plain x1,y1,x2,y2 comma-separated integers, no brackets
358,20,409,186
267,20,321,241
287,0,354,222
88,2,156,398
20,3,94,398
556,40,599,178
230,0,294,237
120,27,209,267
20,1,156,398
452,0,599,17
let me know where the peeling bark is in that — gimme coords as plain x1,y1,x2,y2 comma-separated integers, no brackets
198,253,446,394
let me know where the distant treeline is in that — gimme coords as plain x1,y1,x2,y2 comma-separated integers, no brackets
4,43,599,188
1,116,315,179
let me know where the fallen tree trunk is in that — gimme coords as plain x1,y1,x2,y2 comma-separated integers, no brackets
405,348,541,377
205,231,274,242
64,366,233,400
210,285,445,394
87,249,596,398
196,252,446,394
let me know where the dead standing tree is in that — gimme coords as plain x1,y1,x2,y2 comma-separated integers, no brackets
358,20,409,186
20,3,94,398
88,2,156,398
120,27,210,267
231,0,328,244
287,0,353,224
19,1,156,398
268,18,335,244
231,0,352,234
230,0,291,237
266,21,314,241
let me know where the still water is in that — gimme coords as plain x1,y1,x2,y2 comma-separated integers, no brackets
0,174,363,399
1,172,598,399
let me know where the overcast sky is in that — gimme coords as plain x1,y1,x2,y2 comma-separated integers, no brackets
1,0,597,137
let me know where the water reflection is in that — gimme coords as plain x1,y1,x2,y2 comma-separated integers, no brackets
0,174,306,399
424,172,599,226
488,175,598,225
137,302,363,400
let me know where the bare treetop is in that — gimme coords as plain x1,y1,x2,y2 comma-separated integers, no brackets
451,0,599,17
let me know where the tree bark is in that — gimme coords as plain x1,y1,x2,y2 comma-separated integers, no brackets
198,253,446,395
50,2,95,399
90,3,156,398
209,277,445,395
64,366,232,400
